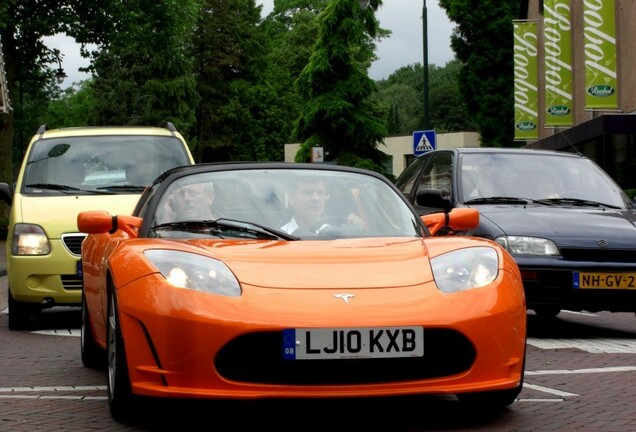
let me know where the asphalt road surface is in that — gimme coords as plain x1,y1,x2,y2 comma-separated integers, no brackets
1,272,636,431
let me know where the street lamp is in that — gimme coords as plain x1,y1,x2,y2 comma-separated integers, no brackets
422,0,429,130
52,51,67,85
359,0,370,9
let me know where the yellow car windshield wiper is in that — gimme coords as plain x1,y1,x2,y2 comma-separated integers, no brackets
25,183,115,194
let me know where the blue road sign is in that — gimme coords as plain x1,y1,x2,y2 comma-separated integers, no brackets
413,130,436,156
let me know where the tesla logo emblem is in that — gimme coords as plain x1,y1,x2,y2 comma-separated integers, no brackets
334,294,355,304
597,240,609,248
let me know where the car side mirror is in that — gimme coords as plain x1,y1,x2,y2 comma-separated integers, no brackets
416,188,452,213
78,211,142,238
422,207,479,236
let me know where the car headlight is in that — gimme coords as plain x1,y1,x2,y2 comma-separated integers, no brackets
144,250,241,297
430,247,499,293
12,223,51,255
495,235,560,256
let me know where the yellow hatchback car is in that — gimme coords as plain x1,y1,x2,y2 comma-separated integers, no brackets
0,123,194,329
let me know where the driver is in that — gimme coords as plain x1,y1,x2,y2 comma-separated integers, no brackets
280,176,364,236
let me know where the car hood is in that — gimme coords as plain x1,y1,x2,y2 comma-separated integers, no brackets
16,193,141,238
189,237,434,289
476,205,636,248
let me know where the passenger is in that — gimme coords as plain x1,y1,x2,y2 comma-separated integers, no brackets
535,171,560,199
160,182,217,222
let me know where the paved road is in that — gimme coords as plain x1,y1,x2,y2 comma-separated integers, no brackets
2,239,636,431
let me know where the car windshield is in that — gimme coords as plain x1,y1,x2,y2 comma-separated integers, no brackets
21,135,191,194
459,152,631,208
148,168,422,240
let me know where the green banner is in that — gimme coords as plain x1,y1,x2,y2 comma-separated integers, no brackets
584,0,618,109
544,0,573,126
513,21,539,140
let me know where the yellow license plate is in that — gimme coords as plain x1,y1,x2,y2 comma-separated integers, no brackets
574,272,636,289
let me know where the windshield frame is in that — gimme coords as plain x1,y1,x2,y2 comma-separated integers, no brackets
137,165,426,241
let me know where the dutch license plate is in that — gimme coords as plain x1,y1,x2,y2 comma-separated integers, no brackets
282,326,424,360
573,272,636,289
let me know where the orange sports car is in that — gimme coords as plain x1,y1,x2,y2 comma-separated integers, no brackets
77,162,526,422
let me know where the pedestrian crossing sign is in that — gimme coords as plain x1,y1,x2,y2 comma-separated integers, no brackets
413,130,436,156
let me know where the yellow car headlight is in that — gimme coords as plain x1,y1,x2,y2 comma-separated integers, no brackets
12,223,51,255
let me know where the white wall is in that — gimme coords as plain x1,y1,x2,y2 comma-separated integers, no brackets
284,131,481,177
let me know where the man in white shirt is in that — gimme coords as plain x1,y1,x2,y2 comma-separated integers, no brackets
280,177,328,235
280,176,365,236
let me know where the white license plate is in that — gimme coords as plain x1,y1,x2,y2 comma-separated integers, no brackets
282,326,424,360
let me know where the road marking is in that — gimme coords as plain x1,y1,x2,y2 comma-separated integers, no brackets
32,329,80,337
561,310,598,317
0,385,106,392
527,337,636,353
0,385,107,400
526,365,636,375
522,383,579,397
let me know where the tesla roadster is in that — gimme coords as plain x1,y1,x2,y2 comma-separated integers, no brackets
77,162,526,422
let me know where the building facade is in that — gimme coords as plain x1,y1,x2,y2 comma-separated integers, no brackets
520,0,636,191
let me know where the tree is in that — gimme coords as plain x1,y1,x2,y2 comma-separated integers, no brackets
43,81,96,127
88,0,199,133
293,0,390,175
0,0,93,236
191,0,266,162
374,60,475,136
439,0,518,147
428,60,476,132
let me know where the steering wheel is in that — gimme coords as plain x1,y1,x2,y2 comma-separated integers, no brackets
319,216,349,227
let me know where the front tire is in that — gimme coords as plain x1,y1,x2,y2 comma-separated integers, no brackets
107,289,136,422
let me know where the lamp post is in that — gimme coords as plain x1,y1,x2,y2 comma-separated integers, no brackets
422,0,429,130
52,51,67,85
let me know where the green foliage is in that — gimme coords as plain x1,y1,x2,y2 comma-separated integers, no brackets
293,0,390,177
43,81,95,127
439,0,517,147
89,0,199,134
3,0,526,182
373,60,475,136
192,0,267,162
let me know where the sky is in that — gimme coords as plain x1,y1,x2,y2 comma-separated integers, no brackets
43,0,455,88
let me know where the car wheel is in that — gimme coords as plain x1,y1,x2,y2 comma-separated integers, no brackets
107,289,136,422
81,292,106,369
7,289,36,330
533,306,561,319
